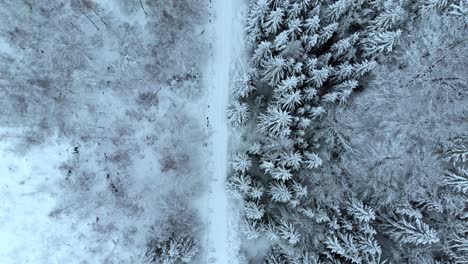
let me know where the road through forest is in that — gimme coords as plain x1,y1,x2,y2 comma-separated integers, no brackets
204,0,235,263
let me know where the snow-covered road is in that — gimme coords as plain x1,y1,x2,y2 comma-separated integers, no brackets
204,0,235,263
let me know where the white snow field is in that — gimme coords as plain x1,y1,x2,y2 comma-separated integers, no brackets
203,0,244,263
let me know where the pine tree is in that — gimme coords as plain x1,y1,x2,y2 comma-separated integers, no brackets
244,201,266,220
447,1,467,21
144,235,199,264
262,56,288,85
177,236,199,263
304,15,321,35
278,220,301,245
352,59,377,78
276,75,301,93
252,41,273,67
245,0,270,45
264,221,280,241
368,7,405,31
242,219,262,240
227,173,252,195
280,151,303,170
227,101,250,127
444,169,468,194
327,0,352,21
231,152,253,173
449,234,468,263
232,70,256,98
421,0,454,10
330,33,359,60
332,62,355,81
271,167,294,181
395,206,423,220
347,199,376,223
278,89,303,111
325,234,362,264
363,30,402,56
292,181,308,198
317,22,339,46
446,143,468,166
310,106,326,118
309,66,331,88
269,181,292,202
248,180,265,199
274,31,290,51
264,8,285,34
289,252,321,264
383,214,440,245
258,106,293,135
265,245,289,264
286,18,303,40
248,142,262,155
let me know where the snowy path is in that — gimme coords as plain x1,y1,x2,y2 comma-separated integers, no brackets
204,0,235,263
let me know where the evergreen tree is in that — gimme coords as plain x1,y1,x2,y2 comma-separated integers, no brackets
363,30,402,56
278,220,301,245
347,199,376,223
383,213,440,245
271,167,294,181
248,180,265,200
262,56,288,85
444,169,468,194
244,201,266,220
231,152,253,173
242,219,262,239
264,8,285,34
258,106,293,135
227,173,252,195
232,70,256,98
227,101,250,127
245,0,270,45
269,181,293,202
368,7,405,31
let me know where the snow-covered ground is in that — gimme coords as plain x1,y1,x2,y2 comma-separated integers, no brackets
0,1,209,263
202,0,246,263
204,0,233,263
0,0,251,262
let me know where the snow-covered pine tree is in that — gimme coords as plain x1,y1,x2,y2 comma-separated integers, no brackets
278,220,301,245
444,169,468,194
264,8,285,35
248,180,265,200
244,200,266,220
346,199,376,223
245,0,270,45
261,56,288,86
271,167,294,181
258,106,293,135
269,181,292,202
382,213,440,245
230,152,253,173
227,173,252,196
325,234,362,264
242,219,262,240
227,101,250,127
449,234,468,263
363,30,402,56
144,234,199,264
232,70,256,98
446,141,468,166
291,180,308,199
229,0,415,261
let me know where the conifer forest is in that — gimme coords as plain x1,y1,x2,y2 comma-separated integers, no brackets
0,0,467,263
